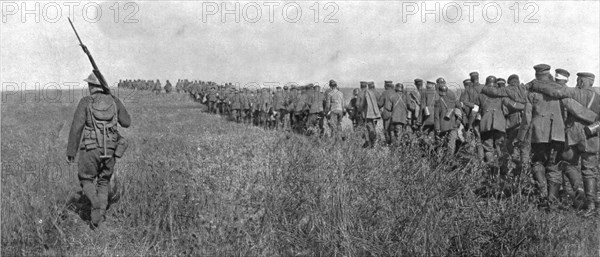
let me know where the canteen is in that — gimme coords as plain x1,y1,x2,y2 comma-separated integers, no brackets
584,121,600,137
424,106,430,116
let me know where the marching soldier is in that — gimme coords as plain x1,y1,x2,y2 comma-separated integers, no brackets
378,81,397,145
164,80,173,94
529,72,600,215
67,72,131,228
359,81,381,148
292,86,309,133
153,79,162,94
241,88,252,124
481,74,530,175
326,80,346,140
258,87,272,129
420,81,437,136
288,86,298,129
475,76,509,174
307,84,326,136
230,89,243,122
434,84,461,155
273,86,286,130
206,85,218,114
522,64,566,203
346,88,361,129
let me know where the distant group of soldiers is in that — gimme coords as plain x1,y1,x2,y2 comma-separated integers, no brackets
118,79,173,94
179,80,348,138
120,64,599,216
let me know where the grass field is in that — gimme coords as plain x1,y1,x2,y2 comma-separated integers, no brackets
1,88,599,256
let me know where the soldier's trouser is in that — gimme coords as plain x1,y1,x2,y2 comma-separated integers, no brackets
329,111,344,139
531,141,563,197
471,121,484,159
78,148,115,225
259,111,268,128
438,129,458,155
276,109,287,129
293,113,306,132
232,109,241,122
208,101,216,113
506,127,521,164
481,130,507,169
307,113,324,135
365,119,378,147
390,122,406,145
382,119,392,144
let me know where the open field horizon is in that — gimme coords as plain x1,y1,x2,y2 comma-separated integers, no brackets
2,89,599,256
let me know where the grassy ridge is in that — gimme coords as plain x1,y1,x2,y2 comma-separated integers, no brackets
1,90,598,256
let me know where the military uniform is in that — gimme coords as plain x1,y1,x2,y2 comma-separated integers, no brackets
307,86,326,136
378,81,397,145
327,85,345,139
359,86,381,147
206,86,218,114
164,80,173,94
519,64,566,200
230,90,243,122
530,72,600,212
292,87,309,133
67,73,131,227
475,76,508,171
434,86,461,155
420,82,437,135
257,88,272,128
272,87,286,129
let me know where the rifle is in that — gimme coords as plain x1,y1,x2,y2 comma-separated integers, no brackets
68,17,111,95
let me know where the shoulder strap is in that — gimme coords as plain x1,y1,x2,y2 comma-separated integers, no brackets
393,93,404,109
440,97,449,109
588,92,596,109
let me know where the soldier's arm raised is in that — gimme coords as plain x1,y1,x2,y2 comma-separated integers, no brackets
529,81,575,99
481,85,510,98
502,97,525,111
561,98,598,124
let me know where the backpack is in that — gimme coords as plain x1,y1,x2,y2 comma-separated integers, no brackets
85,94,119,156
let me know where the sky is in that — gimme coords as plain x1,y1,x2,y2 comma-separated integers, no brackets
1,1,599,91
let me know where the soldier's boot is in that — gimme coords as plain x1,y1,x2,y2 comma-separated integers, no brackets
547,182,561,211
582,177,597,217
81,182,99,210
564,166,585,209
532,164,548,199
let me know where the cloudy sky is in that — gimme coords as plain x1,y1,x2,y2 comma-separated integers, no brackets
1,1,599,90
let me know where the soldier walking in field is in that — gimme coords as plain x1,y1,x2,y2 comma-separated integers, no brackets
273,86,286,130
206,85,218,114
378,81,397,145
529,72,600,215
434,83,461,155
480,74,530,176
420,81,437,136
164,80,173,94
346,88,361,129
475,76,509,175
66,72,131,229
229,89,243,122
307,84,326,136
153,79,162,94
325,80,346,140
359,81,381,148
521,64,566,203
